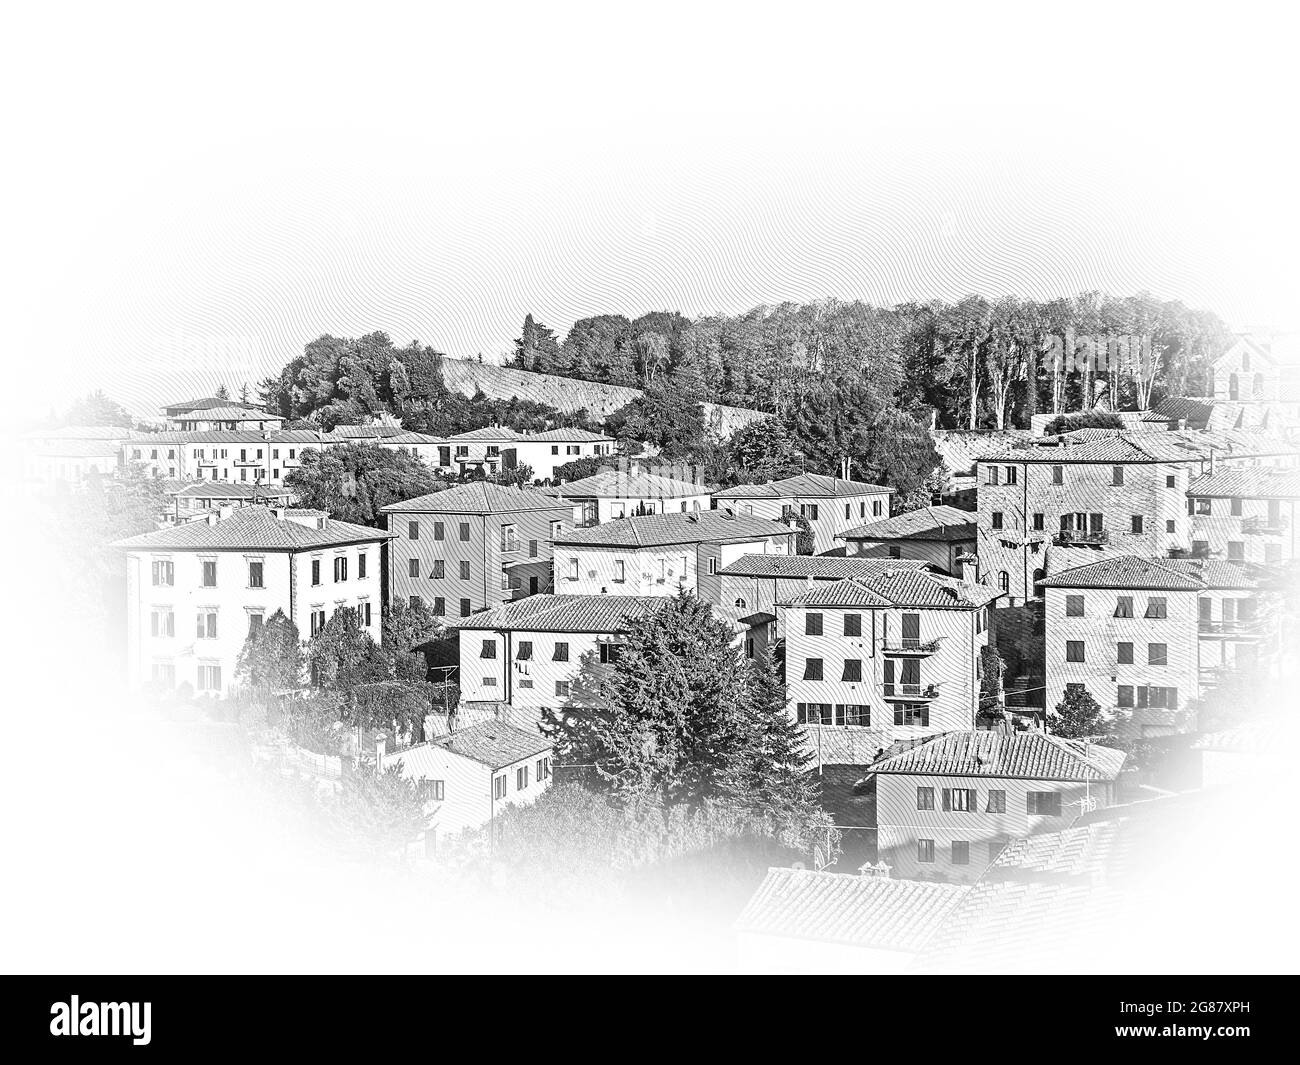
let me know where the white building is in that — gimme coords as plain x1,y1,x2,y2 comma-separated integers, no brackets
123,429,326,485
382,721,553,849
713,473,895,555
168,405,286,432
114,506,390,696
838,505,977,576
429,426,615,481
1186,466,1300,565
550,469,712,527
552,509,794,601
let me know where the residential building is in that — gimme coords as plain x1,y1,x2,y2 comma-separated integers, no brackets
322,427,444,464
430,426,614,481
733,867,966,973
1186,466,1300,564
164,482,293,524
1040,555,1269,739
838,505,977,576
162,396,268,420
380,482,575,619
381,721,553,850
451,595,669,730
779,568,1003,763
1203,334,1300,406
975,429,1298,603
551,468,712,527
713,473,895,555
168,406,286,432
869,731,1126,884
114,506,389,696
122,429,325,484
23,439,122,487
553,510,794,601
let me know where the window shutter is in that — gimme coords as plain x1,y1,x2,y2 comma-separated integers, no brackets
967,789,977,812
941,788,951,812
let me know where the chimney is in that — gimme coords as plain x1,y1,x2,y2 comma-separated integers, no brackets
218,505,234,520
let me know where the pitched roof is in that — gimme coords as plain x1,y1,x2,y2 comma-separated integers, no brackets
1187,466,1300,499
734,868,966,953
326,424,405,438
447,426,525,442
555,510,793,548
173,406,282,421
452,594,669,634
870,731,1127,782
430,721,552,770
1039,555,1261,591
553,469,707,498
163,396,264,412
112,506,390,551
780,571,1003,610
985,428,1296,464
168,482,292,499
715,473,893,499
124,429,324,445
527,428,611,443
379,482,571,515
840,505,977,543
716,555,930,580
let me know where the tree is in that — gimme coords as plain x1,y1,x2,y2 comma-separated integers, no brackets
63,390,134,428
285,443,445,525
727,416,802,482
512,314,562,372
382,598,443,683
489,462,535,488
605,381,709,463
1042,409,1124,435
859,408,941,501
235,609,304,698
323,764,431,862
553,455,617,482
215,383,231,401
791,514,815,555
307,607,390,694
1050,685,1110,739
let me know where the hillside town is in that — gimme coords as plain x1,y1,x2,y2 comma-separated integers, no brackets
24,328,1300,972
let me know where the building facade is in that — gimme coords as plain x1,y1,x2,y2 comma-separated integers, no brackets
838,505,977,576
1186,467,1300,565
714,473,895,555
551,468,712,527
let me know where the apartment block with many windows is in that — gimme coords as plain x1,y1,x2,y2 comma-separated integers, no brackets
714,473,895,555
1186,466,1300,565
550,469,712,527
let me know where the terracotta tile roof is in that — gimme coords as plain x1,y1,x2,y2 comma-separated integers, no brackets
451,594,669,634
780,571,1003,610
169,482,291,499
734,868,966,952
985,428,1295,464
380,482,572,515
840,505,977,543
430,721,552,770
112,506,390,551
715,473,893,499
716,555,930,580
527,428,611,443
1040,555,1261,591
1193,718,1294,755
869,731,1126,782
555,511,793,547
447,426,525,442
1187,466,1300,499
125,429,324,445
325,425,404,438
553,469,707,498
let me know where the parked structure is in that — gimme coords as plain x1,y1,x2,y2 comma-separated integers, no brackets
114,506,389,696
714,473,894,555
1186,466,1300,564
381,482,576,619
838,505,977,576
869,731,1126,883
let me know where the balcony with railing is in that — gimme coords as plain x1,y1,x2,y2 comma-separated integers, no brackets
881,636,942,656
1242,515,1288,535
881,682,941,701
1198,619,1262,637
1052,528,1109,546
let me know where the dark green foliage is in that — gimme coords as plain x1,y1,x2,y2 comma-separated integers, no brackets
236,609,304,697
382,597,443,683
791,514,814,555
553,455,618,482
859,407,942,499
63,390,135,427
727,415,803,483
307,606,390,693
604,381,709,463
1050,684,1111,739
284,443,445,525
1042,409,1125,435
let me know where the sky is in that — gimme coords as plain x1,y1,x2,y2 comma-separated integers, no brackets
4,2,1298,417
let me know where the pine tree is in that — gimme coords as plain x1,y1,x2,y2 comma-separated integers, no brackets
1050,684,1108,739
724,658,818,816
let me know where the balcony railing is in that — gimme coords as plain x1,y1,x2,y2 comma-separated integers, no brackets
1242,516,1288,535
881,682,941,701
881,637,942,655
1052,529,1109,546
1198,619,1262,636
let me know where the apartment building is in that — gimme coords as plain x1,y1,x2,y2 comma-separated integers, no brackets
23,440,122,487
1186,466,1300,564
838,505,977,576
870,731,1126,883
381,721,553,849
114,506,389,696
430,426,614,481
122,429,324,484
451,595,669,730
975,429,1298,604
321,427,444,464
550,469,712,527
381,482,575,619
1040,555,1268,739
169,406,285,432
714,473,894,555
553,510,794,602
779,568,1003,762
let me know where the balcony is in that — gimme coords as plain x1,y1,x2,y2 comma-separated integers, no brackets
1198,619,1262,637
1052,529,1109,546
881,682,941,701
1242,516,1288,535
881,637,942,656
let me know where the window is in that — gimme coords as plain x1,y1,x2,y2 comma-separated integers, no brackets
838,704,870,726
893,704,929,727
916,787,934,811
708,557,717,575
333,556,347,582
998,571,1009,593
805,613,823,636
1195,498,1211,515
802,658,824,681
432,559,445,579
567,558,578,581
614,560,625,583
598,643,621,665
1131,515,1143,534
987,466,1000,486
986,789,1006,813
433,597,445,616
536,757,551,781
201,560,217,587
555,680,571,698
408,520,420,540
1033,512,1044,531
312,559,322,585
952,841,970,865
151,560,174,586
311,608,326,635
944,788,976,813
408,558,420,578
550,520,563,539
1166,475,1176,488
459,599,471,617
552,642,570,662
1065,595,1084,617
796,703,833,725
1066,640,1085,662
248,560,264,588
1112,465,1124,486
1228,497,1243,517
991,511,1003,530
888,545,901,558
151,662,176,687
800,503,819,521
500,525,518,551
357,553,367,579
1051,465,1063,485
1227,541,1245,562
841,659,862,682
843,613,861,637
873,500,883,517
917,839,935,864
1117,685,1134,707
197,664,222,692
516,640,534,661
1148,643,1167,666
459,522,470,542
480,639,497,659
1166,520,1176,534
1117,642,1133,664
516,766,529,790
1115,595,1134,618
1005,466,1017,485
359,601,372,627
196,610,218,639
1027,792,1062,816
149,609,175,638
1145,597,1167,619
1191,540,1209,558
493,775,507,800
529,539,538,558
